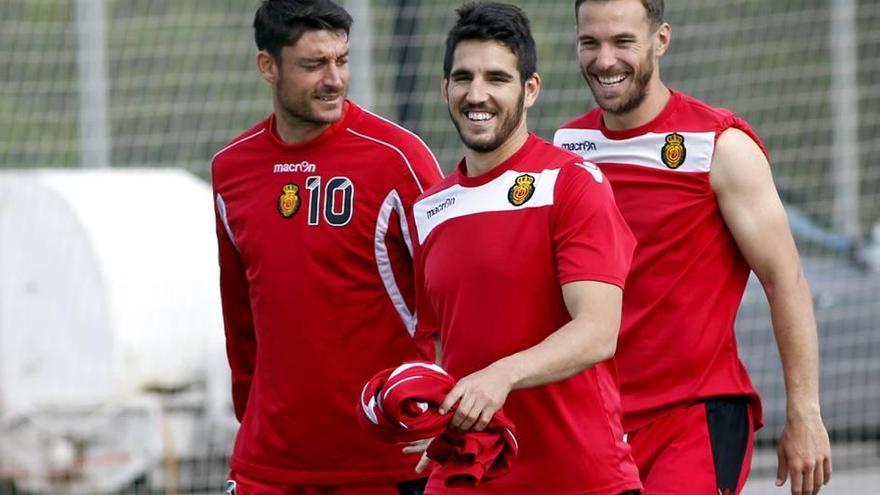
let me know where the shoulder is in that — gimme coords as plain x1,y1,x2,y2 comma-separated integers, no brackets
345,106,443,190
710,127,772,195
676,91,731,115
675,92,762,137
558,107,602,130
505,137,596,194
211,116,271,185
542,129,612,201
212,117,271,164
669,91,768,159
713,127,768,171
415,173,459,205
528,135,583,167
553,109,604,152
668,91,738,132
346,107,439,164
523,139,610,203
556,159,609,200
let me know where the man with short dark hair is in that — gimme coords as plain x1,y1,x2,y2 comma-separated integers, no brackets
409,3,642,494
555,1,832,494
212,1,442,493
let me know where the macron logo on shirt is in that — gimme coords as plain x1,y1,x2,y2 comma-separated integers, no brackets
273,161,316,173
414,169,559,244
559,140,597,153
426,196,456,220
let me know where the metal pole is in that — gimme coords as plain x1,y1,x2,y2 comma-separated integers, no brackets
391,0,421,130
76,0,111,168
830,0,860,239
344,0,374,110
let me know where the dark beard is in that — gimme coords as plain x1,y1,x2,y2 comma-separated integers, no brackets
450,90,525,153
582,50,654,115
276,75,343,127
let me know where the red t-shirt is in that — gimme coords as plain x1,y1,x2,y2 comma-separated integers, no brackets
413,134,641,495
554,90,764,432
212,102,443,484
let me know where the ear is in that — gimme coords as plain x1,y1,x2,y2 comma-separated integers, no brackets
441,77,449,104
256,50,279,84
654,22,671,58
523,72,542,110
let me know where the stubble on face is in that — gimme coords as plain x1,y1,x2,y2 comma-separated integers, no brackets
582,45,654,115
450,89,525,153
274,31,349,129
276,71,345,126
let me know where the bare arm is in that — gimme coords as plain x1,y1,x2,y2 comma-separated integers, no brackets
711,128,831,494
438,280,622,431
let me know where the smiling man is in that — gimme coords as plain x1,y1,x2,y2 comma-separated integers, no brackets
554,1,832,494
211,1,443,494
409,3,642,494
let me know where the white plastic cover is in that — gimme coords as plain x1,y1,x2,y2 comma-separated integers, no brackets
0,169,225,413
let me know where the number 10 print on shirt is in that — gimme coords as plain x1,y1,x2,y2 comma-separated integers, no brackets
278,175,354,226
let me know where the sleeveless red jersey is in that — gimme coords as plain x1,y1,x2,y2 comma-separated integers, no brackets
554,90,764,432
413,135,642,494
212,102,443,483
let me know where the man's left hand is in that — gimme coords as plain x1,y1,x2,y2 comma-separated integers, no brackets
775,412,832,495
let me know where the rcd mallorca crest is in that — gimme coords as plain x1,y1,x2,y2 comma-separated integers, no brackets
508,174,535,206
278,183,301,218
661,132,686,169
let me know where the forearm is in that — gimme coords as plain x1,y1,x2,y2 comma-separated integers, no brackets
764,268,821,418
434,335,443,365
487,316,616,391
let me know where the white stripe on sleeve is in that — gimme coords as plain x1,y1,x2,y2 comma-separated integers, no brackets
374,189,416,336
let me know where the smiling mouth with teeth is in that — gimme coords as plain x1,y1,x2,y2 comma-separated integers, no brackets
596,73,628,86
465,111,494,122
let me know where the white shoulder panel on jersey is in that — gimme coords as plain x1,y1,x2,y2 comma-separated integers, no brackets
414,168,559,245
215,193,237,250
553,128,715,173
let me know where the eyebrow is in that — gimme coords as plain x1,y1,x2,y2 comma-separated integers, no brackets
485,69,515,80
449,68,515,79
299,50,350,63
578,32,638,42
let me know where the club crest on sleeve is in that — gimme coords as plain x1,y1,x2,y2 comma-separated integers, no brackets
508,174,535,206
225,480,237,495
278,183,301,218
661,132,686,169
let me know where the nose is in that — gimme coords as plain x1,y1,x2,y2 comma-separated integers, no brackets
465,77,489,105
323,64,346,89
593,44,617,71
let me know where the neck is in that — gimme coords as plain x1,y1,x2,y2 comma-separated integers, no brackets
603,80,670,131
273,102,334,145
464,124,530,177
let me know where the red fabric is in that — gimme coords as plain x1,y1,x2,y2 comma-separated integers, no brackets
411,135,642,494
556,90,763,432
426,429,518,488
226,470,402,495
626,402,754,495
358,362,519,488
212,101,443,484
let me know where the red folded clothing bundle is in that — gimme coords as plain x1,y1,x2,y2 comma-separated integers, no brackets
357,361,519,487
